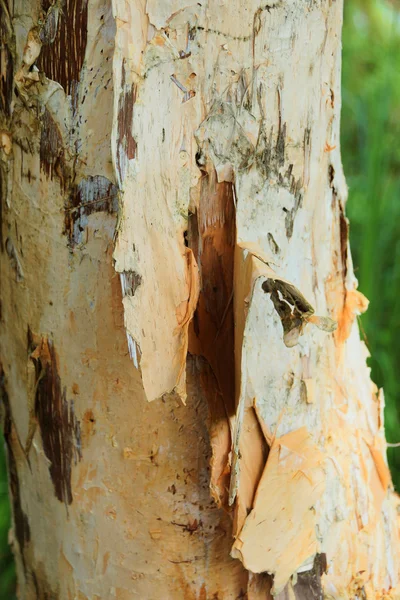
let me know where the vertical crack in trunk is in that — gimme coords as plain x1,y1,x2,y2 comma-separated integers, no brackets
188,171,236,509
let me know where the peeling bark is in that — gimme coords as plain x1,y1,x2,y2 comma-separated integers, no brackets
0,0,399,598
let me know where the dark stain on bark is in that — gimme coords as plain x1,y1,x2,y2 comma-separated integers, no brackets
0,166,5,251
256,105,303,238
329,163,348,285
38,0,88,99
121,270,142,297
328,164,335,190
256,118,307,238
0,9,14,117
276,121,286,167
0,366,31,567
256,124,271,178
283,194,302,239
257,85,286,170
118,84,137,159
116,61,137,182
275,554,327,600
275,127,310,239
41,0,54,11
339,205,349,283
280,163,302,239
292,553,327,599
40,107,68,187
304,127,311,151
0,7,14,266
64,175,118,246
31,562,59,599
267,232,280,255
28,333,81,505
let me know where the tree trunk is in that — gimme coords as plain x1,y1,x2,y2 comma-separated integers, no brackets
0,0,399,598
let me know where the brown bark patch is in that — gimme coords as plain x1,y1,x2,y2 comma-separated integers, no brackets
40,107,68,186
28,333,82,505
64,175,118,246
0,11,14,117
38,0,88,100
116,61,137,182
0,366,31,566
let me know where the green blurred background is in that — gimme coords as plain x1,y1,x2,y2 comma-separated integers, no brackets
341,0,400,492
1,0,399,596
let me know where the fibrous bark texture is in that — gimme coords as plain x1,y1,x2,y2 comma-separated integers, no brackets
0,0,399,598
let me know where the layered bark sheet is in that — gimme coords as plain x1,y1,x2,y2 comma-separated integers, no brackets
0,0,399,598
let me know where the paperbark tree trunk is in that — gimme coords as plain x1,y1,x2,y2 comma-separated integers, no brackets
0,0,399,598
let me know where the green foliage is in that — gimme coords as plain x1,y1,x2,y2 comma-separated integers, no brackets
0,439,15,599
342,0,400,489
